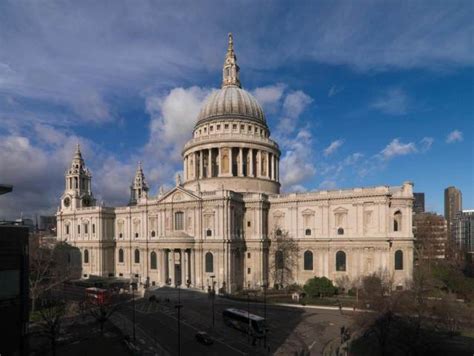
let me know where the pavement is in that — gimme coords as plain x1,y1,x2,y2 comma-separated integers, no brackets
115,287,352,355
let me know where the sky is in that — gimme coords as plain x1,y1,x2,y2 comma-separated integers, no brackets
0,0,472,219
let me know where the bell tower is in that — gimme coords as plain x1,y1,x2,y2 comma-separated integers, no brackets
61,144,95,210
129,161,149,205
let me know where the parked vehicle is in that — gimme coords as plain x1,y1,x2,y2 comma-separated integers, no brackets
195,331,214,345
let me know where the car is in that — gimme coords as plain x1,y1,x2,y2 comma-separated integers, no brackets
195,331,214,345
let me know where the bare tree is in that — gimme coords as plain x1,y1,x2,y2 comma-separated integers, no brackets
37,297,77,356
268,229,299,288
85,294,120,335
29,242,79,312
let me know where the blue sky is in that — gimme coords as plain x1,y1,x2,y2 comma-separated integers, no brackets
0,1,472,218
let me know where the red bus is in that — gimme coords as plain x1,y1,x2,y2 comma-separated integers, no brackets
85,287,110,305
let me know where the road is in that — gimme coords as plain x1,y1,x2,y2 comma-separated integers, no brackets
118,287,351,355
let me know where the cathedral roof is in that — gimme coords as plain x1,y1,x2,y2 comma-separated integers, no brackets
195,34,266,125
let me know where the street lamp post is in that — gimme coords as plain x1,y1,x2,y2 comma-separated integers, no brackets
263,282,268,349
210,275,215,328
131,281,137,342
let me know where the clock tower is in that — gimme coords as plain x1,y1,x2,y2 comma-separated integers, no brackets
61,144,96,210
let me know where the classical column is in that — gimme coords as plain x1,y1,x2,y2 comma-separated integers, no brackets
267,152,271,179
229,147,233,176
217,148,222,177
270,153,274,180
184,250,189,285
169,249,175,285
238,148,243,176
183,156,188,181
199,151,204,179
249,148,254,177
257,150,261,177
208,148,212,178
193,152,197,179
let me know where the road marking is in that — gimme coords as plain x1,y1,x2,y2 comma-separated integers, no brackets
126,304,247,356
308,340,317,350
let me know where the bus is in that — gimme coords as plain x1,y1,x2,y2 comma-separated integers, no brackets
85,287,109,305
222,308,265,337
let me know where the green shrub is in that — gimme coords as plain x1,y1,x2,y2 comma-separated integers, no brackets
303,277,336,298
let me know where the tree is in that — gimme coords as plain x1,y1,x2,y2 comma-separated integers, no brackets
86,293,120,335
268,229,299,288
29,242,80,312
303,277,336,298
36,297,78,356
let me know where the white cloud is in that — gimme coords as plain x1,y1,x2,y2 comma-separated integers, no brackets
282,90,313,118
319,180,337,190
252,83,286,112
328,85,344,97
371,88,408,115
420,137,434,152
145,86,212,160
324,139,344,156
280,129,317,190
380,138,417,160
446,130,463,143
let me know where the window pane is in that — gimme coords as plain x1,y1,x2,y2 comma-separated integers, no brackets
304,251,313,270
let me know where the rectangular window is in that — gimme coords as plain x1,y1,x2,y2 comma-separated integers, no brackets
66,225,70,235
175,212,184,230
233,124,237,130
241,124,245,130
92,224,95,234
78,225,80,234
84,223,88,234
247,221,251,227
224,124,229,129
247,268,251,274
210,126,213,131
217,124,221,130
247,252,251,258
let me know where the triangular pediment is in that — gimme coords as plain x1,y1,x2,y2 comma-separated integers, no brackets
157,186,202,204
334,206,348,213
302,208,315,215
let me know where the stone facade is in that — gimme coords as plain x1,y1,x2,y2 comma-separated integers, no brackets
56,34,414,292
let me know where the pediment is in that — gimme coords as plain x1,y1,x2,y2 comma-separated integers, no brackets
273,210,285,218
301,208,315,215
333,206,348,214
157,186,202,204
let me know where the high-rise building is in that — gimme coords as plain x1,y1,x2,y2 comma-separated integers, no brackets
444,186,462,239
413,213,448,260
413,193,425,214
452,210,474,256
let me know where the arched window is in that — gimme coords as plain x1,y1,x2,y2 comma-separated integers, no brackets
305,228,312,236
395,250,403,270
135,232,139,238
175,211,184,230
92,224,95,234
84,249,89,264
336,251,346,271
134,249,140,264
275,250,284,270
337,227,344,235
65,224,70,235
84,223,88,234
304,250,313,271
118,249,124,263
394,211,402,232
150,251,157,270
205,252,214,273
206,229,212,237
151,231,156,237
276,228,282,237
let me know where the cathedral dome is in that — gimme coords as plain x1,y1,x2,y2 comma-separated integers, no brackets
196,85,265,124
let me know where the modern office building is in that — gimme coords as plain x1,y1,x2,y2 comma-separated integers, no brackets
413,212,448,260
413,193,425,214
444,186,462,239
452,210,474,256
